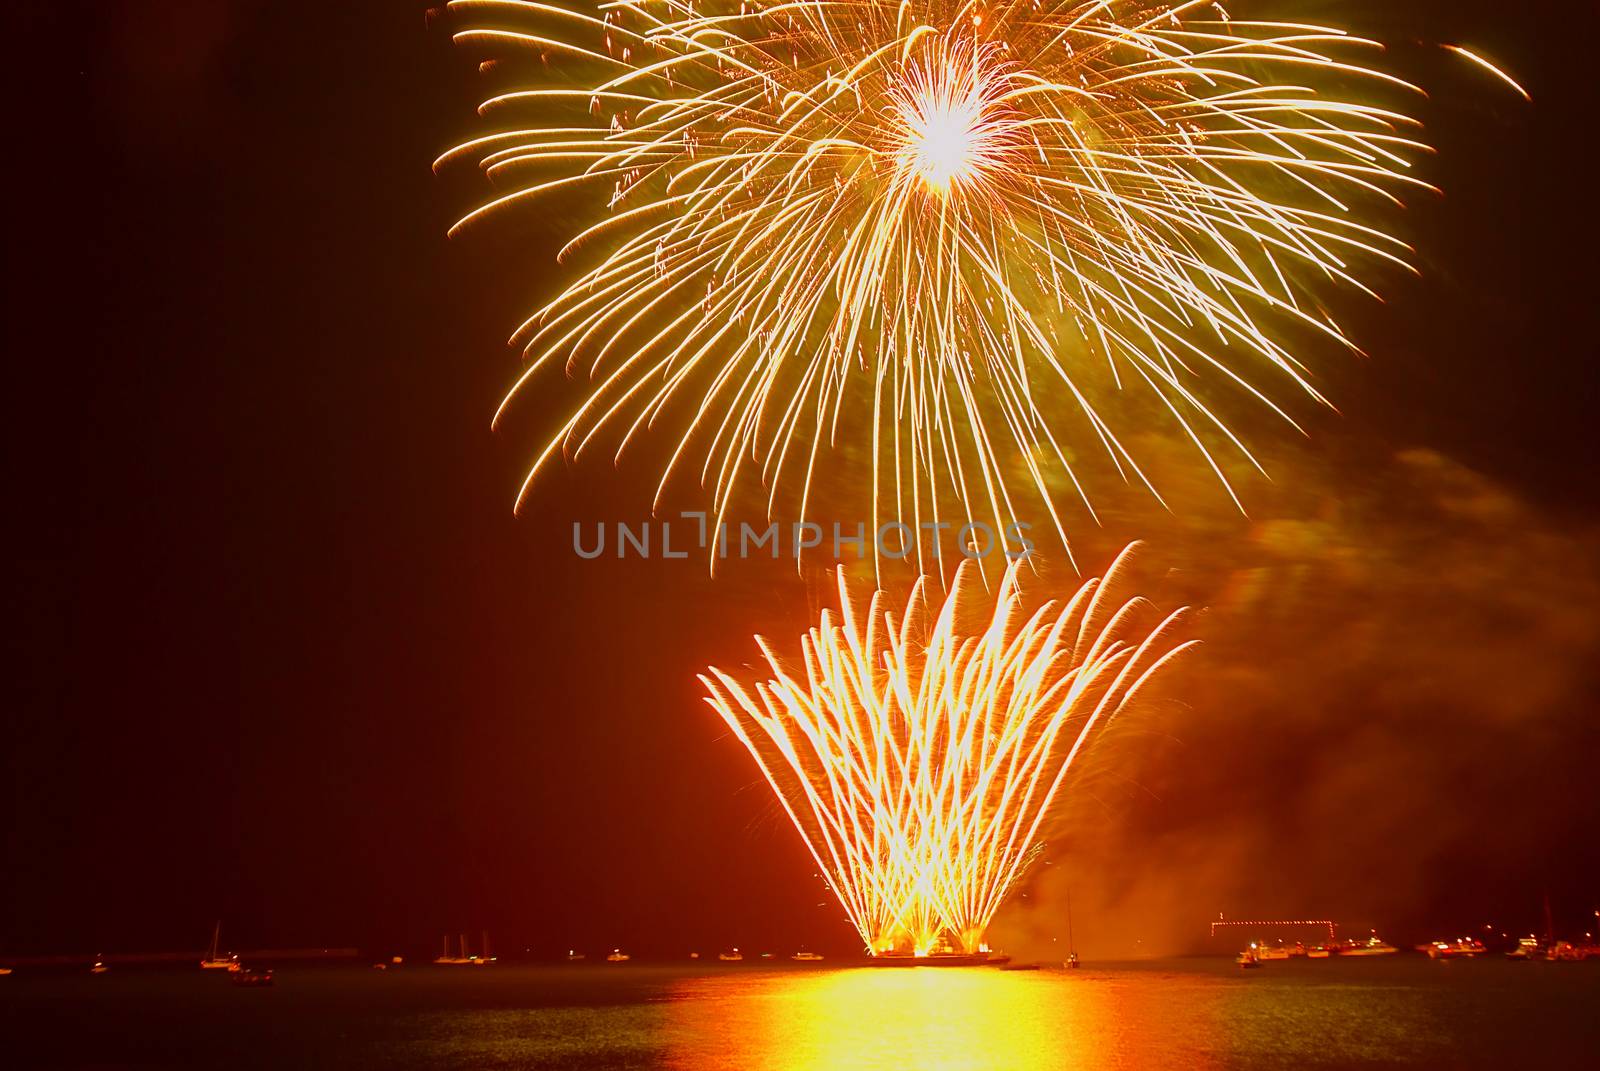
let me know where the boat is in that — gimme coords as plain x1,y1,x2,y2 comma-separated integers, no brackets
1419,938,1485,959
231,966,273,987
201,921,239,970
1065,888,1081,969
791,951,824,962
434,934,471,965
605,949,631,963
1236,949,1262,969
565,950,586,962
1545,941,1586,962
1307,945,1333,959
90,959,110,974
718,949,744,962
1507,936,1540,960
1527,896,1595,960
1255,944,1292,961
0,967,13,976
434,933,494,966
1341,936,1398,957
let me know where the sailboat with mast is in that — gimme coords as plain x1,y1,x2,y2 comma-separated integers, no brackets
434,933,471,965
200,921,239,971
1066,888,1080,969
433,932,495,966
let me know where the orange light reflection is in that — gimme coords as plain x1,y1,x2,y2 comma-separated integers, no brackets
663,968,1215,1071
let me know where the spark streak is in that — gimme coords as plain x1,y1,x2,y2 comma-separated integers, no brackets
1442,44,1531,102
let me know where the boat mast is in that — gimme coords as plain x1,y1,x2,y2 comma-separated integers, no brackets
210,920,221,961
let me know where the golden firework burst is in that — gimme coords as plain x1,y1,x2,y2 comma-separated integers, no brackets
700,545,1195,954
441,2,1521,562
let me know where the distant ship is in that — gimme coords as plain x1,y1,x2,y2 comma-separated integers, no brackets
1255,944,1292,961
1516,896,1597,960
605,949,631,963
565,950,587,962
790,951,824,962
718,949,744,962
434,934,471,965
1419,938,1485,959
90,959,110,974
231,966,274,987
1506,936,1540,960
434,933,494,966
1236,949,1262,969
1065,888,1080,969
1341,936,1398,957
1307,945,1334,959
201,921,239,971
1544,941,1590,962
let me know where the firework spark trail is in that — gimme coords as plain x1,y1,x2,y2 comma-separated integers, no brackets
441,2,1521,566
699,544,1196,954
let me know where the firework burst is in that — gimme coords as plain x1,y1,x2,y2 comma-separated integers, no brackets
700,544,1195,954
441,1,1500,557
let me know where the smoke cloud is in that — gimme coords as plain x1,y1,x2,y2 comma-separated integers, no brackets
994,446,1600,958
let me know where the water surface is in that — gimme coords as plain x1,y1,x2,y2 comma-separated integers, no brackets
4,958,1595,1069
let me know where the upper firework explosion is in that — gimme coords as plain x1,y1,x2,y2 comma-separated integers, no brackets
700,545,1196,955
442,1,1444,554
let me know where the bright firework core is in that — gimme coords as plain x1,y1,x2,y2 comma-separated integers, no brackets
891,44,1010,197
899,87,984,194
905,102,979,192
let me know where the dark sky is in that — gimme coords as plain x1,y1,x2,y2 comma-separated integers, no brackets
6,0,1596,960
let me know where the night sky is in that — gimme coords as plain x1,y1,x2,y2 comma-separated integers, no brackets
6,0,1596,961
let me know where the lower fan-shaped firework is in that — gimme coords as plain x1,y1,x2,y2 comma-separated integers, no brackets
441,0,1468,551
699,545,1195,954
